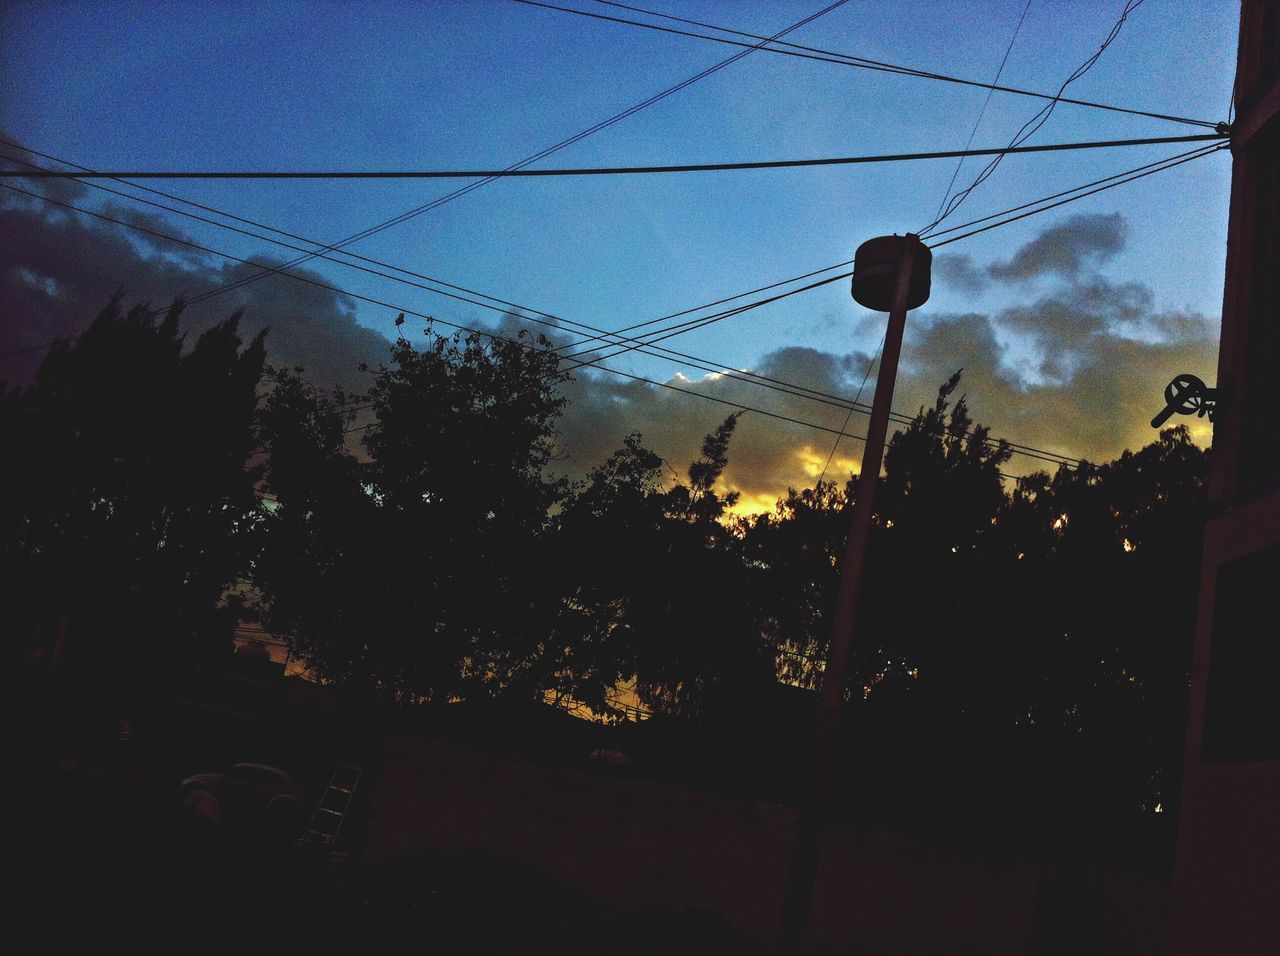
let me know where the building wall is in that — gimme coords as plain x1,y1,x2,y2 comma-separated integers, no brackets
1167,3,1280,952
368,737,1169,955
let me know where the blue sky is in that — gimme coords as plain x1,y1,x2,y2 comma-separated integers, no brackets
0,0,1240,507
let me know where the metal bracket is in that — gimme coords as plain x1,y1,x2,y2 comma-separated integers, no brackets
1151,373,1218,428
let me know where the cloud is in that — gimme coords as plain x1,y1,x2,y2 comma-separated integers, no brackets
2,200,1220,512
0,129,90,205
518,325,888,506
97,201,205,261
935,253,989,294
989,213,1128,281
511,222,1217,507
1,195,392,392
996,278,1152,381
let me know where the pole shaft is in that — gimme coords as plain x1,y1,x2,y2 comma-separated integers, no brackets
776,234,921,954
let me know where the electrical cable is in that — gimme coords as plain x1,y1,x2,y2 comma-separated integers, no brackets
816,332,884,487
164,0,853,310
558,272,852,365
15,139,1211,468
9,134,1184,468
0,133,1226,180
920,0,1147,235
1,136,1217,467
0,145,1070,467
518,0,1216,129
1,138,859,381
922,140,1221,240
548,140,1222,372
563,143,1226,377
932,0,1033,222
550,258,855,355
0,181,1083,471
928,142,1226,249
0,181,870,446
0,148,865,404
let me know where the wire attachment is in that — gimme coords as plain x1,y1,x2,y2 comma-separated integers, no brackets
1215,121,1233,137
1151,373,1218,428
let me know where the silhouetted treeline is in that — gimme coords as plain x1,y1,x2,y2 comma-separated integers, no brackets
5,300,1206,846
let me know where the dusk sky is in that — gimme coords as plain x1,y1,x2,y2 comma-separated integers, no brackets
1,0,1239,512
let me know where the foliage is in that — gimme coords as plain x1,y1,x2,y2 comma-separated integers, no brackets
10,296,1212,837
626,413,774,720
3,297,265,693
256,326,572,705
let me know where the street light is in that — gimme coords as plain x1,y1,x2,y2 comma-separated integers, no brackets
776,233,931,954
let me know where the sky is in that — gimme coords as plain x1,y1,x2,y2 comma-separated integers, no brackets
0,0,1240,513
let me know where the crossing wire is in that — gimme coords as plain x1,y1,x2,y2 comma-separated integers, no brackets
516,0,1216,129
0,138,1225,463
0,133,1226,179
928,142,1227,249
0,181,1082,472
0,143,1080,468
12,140,1222,464
931,0,1034,223
158,0,853,312
921,0,1149,236
579,141,1227,365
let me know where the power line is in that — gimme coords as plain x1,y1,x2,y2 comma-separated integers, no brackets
551,259,854,354
16,140,1213,468
928,142,1226,249
0,181,872,447
159,0,853,311
3,138,850,371
922,141,1222,241
516,0,1217,129
559,142,1228,464
0,182,1081,472
817,332,884,487
0,144,1080,467
921,0,1148,235
932,0,1033,222
559,272,853,366
0,149,862,402
1,137,1217,467
1,147,852,364
11,132,863,371
0,133,1226,179
560,145,1225,376
11,137,1185,469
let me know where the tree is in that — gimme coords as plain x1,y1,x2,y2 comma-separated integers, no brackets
999,426,1208,824
255,326,572,706
625,414,775,720
3,297,265,702
544,433,670,714
740,480,849,691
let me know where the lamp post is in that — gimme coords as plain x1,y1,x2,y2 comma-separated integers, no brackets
776,233,931,954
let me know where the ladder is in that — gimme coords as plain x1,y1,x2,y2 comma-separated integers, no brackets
297,762,362,847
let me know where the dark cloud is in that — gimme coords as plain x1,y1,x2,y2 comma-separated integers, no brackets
996,278,1152,381
0,129,90,205
2,201,1220,511
530,274,1216,506
989,213,1128,281
934,253,989,294
527,329,883,509
97,201,205,261
1,196,392,391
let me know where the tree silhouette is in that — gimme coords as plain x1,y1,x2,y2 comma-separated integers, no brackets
4,297,265,706
256,327,572,706
627,413,774,720
6,292,1212,854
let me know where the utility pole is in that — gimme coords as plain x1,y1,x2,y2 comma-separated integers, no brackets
1167,2,1280,953
776,233,931,954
